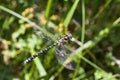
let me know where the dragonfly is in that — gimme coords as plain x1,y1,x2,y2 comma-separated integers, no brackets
22,33,75,70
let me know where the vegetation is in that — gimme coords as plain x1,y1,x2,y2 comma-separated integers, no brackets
0,0,120,80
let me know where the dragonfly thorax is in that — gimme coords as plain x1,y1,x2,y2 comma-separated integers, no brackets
56,34,72,46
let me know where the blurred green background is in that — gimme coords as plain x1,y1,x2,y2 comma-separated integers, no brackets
0,0,120,80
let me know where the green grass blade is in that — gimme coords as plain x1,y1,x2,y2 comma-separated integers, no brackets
63,0,79,28
34,58,47,77
45,0,53,19
81,0,85,43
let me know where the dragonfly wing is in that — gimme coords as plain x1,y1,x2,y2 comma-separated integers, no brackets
55,44,75,70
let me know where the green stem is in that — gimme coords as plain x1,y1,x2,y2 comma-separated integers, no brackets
81,0,85,43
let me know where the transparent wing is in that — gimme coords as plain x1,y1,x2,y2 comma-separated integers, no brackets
33,27,51,43
55,44,76,70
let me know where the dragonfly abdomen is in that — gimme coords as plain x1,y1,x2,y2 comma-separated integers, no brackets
22,43,56,65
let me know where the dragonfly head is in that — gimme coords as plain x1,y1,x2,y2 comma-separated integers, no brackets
66,33,72,40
